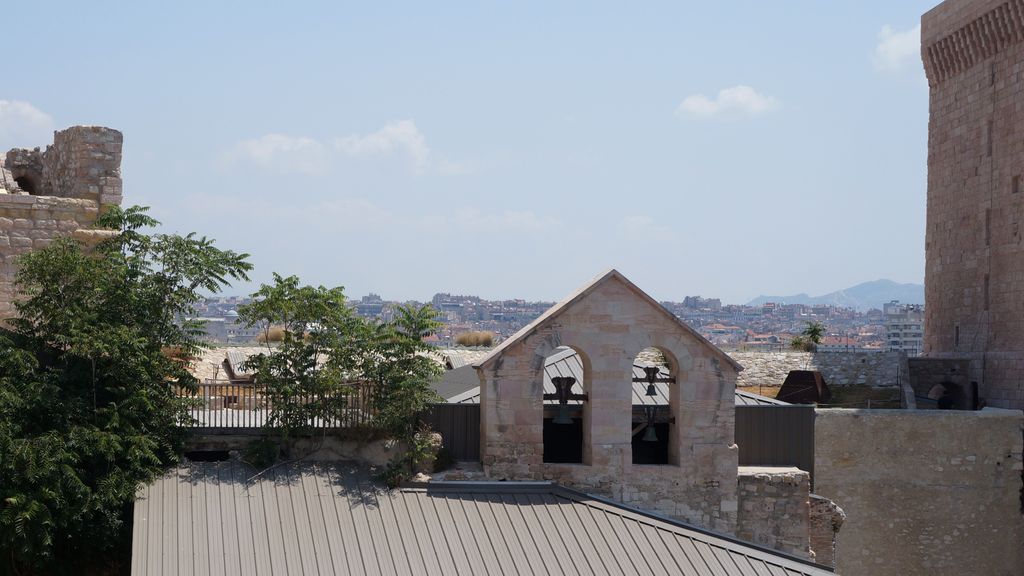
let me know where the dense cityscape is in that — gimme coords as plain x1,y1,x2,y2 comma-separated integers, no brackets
193,290,925,355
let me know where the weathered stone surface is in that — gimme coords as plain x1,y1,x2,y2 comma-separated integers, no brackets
814,408,1024,576
476,271,743,536
736,466,812,559
922,0,1024,409
0,126,123,320
729,351,903,388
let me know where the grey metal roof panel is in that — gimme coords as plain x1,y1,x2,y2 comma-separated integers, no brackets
133,462,832,575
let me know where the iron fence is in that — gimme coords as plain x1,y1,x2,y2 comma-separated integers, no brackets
179,380,376,429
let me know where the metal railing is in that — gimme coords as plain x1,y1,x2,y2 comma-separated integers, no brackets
178,380,376,429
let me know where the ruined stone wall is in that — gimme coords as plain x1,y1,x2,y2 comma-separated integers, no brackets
0,126,122,318
729,351,903,388
922,0,1024,409
814,408,1024,576
808,494,845,570
478,276,740,534
735,467,812,559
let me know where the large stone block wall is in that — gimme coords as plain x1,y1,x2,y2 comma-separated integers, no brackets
922,0,1024,409
729,351,903,388
735,467,811,559
0,126,122,318
814,408,1024,576
478,276,740,534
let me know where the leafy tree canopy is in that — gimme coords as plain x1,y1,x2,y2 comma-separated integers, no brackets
0,206,250,573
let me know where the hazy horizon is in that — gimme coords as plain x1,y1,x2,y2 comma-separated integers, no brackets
1,1,934,304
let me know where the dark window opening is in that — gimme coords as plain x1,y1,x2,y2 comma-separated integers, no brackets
955,325,960,349
631,347,675,465
1013,175,1020,194
14,176,37,194
542,347,588,464
631,422,669,464
543,413,583,463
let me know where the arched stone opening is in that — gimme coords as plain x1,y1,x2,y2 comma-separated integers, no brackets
928,381,964,410
14,175,39,195
542,345,590,464
630,346,678,465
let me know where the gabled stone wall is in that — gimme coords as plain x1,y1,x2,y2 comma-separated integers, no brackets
477,274,741,534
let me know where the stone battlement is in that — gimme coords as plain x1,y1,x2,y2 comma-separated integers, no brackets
922,0,1024,86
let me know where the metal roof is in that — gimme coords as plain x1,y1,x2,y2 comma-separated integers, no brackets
436,347,786,407
132,461,832,575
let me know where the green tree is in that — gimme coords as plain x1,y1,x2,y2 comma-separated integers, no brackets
363,303,443,482
238,278,443,482
237,274,365,437
791,321,826,352
0,206,250,573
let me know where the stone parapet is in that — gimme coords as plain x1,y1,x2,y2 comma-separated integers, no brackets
729,351,903,388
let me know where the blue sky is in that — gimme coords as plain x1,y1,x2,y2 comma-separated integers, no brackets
1,1,935,304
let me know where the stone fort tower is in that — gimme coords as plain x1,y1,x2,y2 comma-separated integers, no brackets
0,126,123,318
922,0,1024,409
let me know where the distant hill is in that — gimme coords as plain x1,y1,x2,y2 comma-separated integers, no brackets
745,279,923,312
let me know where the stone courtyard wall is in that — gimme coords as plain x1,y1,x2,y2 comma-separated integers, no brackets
729,351,903,389
814,408,1024,576
0,126,122,318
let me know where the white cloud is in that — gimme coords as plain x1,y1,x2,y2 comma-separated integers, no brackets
618,216,675,242
229,134,329,175
675,85,778,120
334,120,431,173
874,24,921,72
226,120,463,175
0,100,54,150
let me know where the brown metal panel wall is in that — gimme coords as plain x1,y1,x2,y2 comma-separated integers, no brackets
423,404,481,461
735,406,816,485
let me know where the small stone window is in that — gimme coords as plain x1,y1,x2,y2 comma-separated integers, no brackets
1012,175,1020,194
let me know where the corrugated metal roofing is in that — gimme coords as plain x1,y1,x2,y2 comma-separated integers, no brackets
132,461,832,575
436,347,786,407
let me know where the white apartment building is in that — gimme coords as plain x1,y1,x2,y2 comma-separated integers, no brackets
884,300,924,356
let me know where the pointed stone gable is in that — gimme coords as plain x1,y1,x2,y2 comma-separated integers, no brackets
473,269,742,535
473,268,742,373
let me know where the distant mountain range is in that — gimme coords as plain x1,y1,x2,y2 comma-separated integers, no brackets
745,279,923,312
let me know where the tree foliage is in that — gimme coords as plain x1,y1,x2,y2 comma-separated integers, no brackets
790,321,826,352
237,274,365,436
0,206,250,573
238,276,442,478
